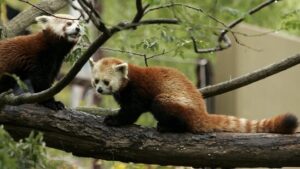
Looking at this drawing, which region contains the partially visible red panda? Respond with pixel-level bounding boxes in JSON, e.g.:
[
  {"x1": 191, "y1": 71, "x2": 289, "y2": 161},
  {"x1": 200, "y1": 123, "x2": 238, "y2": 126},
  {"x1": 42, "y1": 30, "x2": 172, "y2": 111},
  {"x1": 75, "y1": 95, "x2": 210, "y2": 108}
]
[
  {"x1": 0, "y1": 14, "x2": 81, "y2": 110},
  {"x1": 89, "y1": 57, "x2": 299, "y2": 134}
]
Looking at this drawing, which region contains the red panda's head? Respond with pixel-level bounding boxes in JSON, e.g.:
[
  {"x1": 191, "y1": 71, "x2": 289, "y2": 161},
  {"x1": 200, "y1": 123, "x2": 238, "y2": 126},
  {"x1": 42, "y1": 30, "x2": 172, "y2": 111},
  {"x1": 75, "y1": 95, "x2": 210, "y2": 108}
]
[
  {"x1": 90, "y1": 58, "x2": 129, "y2": 95},
  {"x1": 35, "y1": 14, "x2": 81, "y2": 43}
]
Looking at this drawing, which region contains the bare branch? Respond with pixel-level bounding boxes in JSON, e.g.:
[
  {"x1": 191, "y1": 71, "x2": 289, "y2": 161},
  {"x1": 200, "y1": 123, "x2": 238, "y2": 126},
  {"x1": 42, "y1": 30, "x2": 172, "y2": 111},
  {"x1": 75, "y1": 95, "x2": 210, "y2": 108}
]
[
  {"x1": 191, "y1": 34, "x2": 231, "y2": 53},
  {"x1": 77, "y1": 0, "x2": 109, "y2": 34},
  {"x1": 121, "y1": 18, "x2": 179, "y2": 31},
  {"x1": 2, "y1": 104, "x2": 300, "y2": 168},
  {"x1": 131, "y1": 0, "x2": 149, "y2": 29},
  {"x1": 200, "y1": 53, "x2": 300, "y2": 98}
]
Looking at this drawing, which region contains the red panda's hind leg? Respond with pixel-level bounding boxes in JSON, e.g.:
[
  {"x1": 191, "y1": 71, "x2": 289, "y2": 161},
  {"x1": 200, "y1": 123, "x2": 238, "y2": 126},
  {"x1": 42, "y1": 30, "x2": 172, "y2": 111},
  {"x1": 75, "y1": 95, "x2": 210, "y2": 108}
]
[
  {"x1": 151, "y1": 94, "x2": 191, "y2": 133},
  {"x1": 29, "y1": 70, "x2": 65, "y2": 110}
]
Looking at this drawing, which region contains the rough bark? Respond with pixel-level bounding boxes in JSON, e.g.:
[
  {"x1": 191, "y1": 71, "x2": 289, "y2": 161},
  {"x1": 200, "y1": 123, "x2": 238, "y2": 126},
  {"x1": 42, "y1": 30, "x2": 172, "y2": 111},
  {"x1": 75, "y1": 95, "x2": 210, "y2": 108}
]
[
  {"x1": 1, "y1": 104, "x2": 300, "y2": 168},
  {"x1": 3, "y1": 0, "x2": 68, "y2": 37}
]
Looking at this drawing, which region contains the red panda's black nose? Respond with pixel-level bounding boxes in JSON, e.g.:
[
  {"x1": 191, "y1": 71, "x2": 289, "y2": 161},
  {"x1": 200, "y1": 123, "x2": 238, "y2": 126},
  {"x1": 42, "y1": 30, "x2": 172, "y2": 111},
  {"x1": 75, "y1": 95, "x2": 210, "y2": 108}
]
[
  {"x1": 76, "y1": 27, "x2": 80, "y2": 32},
  {"x1": 97, "y1": 88, "x2": 103, "y2": 93}
]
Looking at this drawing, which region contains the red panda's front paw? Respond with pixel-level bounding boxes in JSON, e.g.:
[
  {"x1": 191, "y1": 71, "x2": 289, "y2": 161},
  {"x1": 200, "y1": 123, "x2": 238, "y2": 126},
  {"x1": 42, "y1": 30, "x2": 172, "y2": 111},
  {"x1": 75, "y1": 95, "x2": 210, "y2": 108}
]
[
  {"x1": 40, "y1": 101, "x2": 65, "y2": 111},
  {"x1": 104, "y1": 115, "x2": 122, "y2": 126}
]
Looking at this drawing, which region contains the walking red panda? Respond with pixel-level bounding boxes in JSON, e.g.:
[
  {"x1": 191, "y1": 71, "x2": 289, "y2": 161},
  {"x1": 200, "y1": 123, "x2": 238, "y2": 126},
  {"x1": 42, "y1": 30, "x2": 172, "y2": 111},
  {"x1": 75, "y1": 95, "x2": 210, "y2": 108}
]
[
  {"x1": 90, "y1": 57, "x2": 298, "y2": 134},
  {"x1": 0, "y1": 14, "x2": 81, "y2": 110}
]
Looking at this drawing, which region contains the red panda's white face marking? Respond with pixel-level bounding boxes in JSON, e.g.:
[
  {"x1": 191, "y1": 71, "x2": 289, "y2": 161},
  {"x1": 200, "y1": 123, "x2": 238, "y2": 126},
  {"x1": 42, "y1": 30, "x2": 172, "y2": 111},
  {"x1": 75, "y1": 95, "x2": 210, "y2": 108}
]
[
  {"x1": 90, "y1": 58, "x2": 129, "y2": 95},
  {"x1": 35, "y1": 14, "x2": 81, "y2": 42}
]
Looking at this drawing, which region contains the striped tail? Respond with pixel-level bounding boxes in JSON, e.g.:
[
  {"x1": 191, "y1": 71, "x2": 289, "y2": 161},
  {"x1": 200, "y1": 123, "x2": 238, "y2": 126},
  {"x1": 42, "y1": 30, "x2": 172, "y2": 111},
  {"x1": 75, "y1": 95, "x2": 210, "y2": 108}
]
[{"x1": 207, "y1": 113, "x2": 298, "y2": 134}]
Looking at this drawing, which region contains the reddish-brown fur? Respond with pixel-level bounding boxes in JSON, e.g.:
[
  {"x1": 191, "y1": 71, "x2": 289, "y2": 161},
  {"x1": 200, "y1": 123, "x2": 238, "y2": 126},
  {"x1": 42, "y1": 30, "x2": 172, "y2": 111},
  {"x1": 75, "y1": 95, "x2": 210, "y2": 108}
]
[
  {"x1": 98, "y1": 58, "x2": 298, "y2": 134},
  {"x1": 0, "y1": 28, "x2": 76, "y2": 110}
]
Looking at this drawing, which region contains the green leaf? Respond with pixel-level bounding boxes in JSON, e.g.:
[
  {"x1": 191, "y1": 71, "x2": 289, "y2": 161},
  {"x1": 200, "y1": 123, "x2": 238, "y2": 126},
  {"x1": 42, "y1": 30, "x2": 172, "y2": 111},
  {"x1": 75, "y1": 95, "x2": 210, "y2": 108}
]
[{"x1": 221, "y1": 6, "x2": 244, "y2": 17}]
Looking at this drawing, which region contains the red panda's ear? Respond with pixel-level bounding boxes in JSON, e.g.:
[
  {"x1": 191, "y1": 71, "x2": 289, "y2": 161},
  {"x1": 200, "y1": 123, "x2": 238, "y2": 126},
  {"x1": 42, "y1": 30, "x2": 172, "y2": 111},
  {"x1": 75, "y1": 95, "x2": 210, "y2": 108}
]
[
  {"x1": 114, "y1": 63, "x2": 128, "y2": 79},
  {"x1": 89, "y1": 58, "x2": 95, "y2": 68},
  {"x1": 35, "y1": 15, "x2": 51, "y2": 24},
  {"x1": 36, "y1": 15, "x2": 52, "y2": 29}
]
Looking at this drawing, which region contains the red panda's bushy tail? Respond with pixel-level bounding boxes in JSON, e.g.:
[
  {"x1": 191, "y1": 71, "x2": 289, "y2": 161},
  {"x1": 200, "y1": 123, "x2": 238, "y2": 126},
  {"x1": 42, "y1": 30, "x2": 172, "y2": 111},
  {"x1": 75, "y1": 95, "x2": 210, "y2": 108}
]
[{"x1": 206, "y1": 113, "x2": 298, "y2": 134}]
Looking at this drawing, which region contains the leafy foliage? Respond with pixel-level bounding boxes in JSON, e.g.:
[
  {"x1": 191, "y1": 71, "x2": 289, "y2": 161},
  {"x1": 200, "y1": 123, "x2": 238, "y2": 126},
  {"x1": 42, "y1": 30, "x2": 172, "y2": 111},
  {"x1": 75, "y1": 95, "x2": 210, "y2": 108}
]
[
  {"x1": 99, "y1": 0, "x2": 300, "y2": 65},
  {"x1": 280, "y1": 9, "x2": 300, "y2": 32},
  {"x1": 0, "y1": 126, "x2": 68, "y2": 169},
  {"x1": 0, "y1": 126, "x2": 47, "y2": 169},
  {"x1": 65, "y1": 22, "x2": 91, "y2": 63}
]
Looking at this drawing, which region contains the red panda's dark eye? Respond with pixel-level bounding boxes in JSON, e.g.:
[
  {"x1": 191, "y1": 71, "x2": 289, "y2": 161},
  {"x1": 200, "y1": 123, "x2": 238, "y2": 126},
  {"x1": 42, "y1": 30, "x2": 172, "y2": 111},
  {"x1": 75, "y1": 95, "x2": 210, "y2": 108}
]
[
  {"x1": 94, "y1": 79, "x2": 99, "y2": 84},
  {"x1": 67, "y1": 22, "x2": 72, "y2": 26},
  {"x1": 103, "y1": 80, "x2": 110, "y2": 86}
]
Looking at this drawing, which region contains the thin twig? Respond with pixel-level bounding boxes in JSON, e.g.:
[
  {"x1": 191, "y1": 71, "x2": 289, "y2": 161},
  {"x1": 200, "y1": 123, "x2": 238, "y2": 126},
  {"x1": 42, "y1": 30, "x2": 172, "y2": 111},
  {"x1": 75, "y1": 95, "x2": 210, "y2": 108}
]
[
  {"x1": 147, "y1": 3, "x2": 227, "y2": 29},
  {"x1": 147, "y1": 0, "x2": 277, "y2": 54},
  {"x1": 111, "y1": 18, "x2": 179, "y2": 32},
  {"x1": 101, "y1": 47, "x2": 146, "y2": 57},
  {"x1": 80, "y1": 0, "x2": 100, "y2": 18},
  {"x1": 191, "y1": 34, "x2": 231, "y2": 53},
  {"x1": 198, "y1": 0, "x2": 276, "y2": 53},
  {"x1": 219, "y1": 0, "x2": 278, "y2": 40},
  {"x1": 145, "y1": 2, "x2": 233, "y2": 53},
  {"x1": 233, "y1": 29, "x2": 279, "y2": 37},
  {"x1": 77, "y1": 0, "x2": 109, "y2": 34}
]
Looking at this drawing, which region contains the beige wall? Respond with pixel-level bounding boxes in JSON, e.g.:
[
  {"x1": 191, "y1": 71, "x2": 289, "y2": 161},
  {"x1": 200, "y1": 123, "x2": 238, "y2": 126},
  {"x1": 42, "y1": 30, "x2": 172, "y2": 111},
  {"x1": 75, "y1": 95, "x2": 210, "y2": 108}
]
[{"x1": 215, "y1": 24, "x2": 300, "y2": 120}]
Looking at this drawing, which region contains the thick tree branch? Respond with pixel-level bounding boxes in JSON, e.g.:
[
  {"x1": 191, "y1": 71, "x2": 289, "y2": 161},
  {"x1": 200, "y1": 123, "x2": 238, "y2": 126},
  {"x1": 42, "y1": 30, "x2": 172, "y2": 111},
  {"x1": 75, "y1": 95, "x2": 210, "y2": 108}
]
[
  {"x1": 200, "y1": 53, "x2": 300, "y2": 98},
  {"x1": 3, "y1": 0, "x2": 68, "y2": 37},
  {"x1": 1, "y1": 104, "x2": 300, "y2": 168}
]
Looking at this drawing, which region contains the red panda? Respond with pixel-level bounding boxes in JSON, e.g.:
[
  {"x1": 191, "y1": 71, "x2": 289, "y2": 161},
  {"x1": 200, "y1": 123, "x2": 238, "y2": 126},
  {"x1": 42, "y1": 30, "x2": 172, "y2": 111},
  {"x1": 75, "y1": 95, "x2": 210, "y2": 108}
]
[
  {"x1": 0, "y1": 14, "x2": 81, "y2": 110},
  {"x1": 90, "y1": 57, "x2": 298, "y2": 134}
]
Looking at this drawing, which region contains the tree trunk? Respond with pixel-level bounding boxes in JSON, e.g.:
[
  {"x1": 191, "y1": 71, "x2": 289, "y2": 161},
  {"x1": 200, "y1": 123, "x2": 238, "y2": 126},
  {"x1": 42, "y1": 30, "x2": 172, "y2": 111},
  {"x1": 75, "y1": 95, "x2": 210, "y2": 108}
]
[{"x1": 1, "y1": 104, "x2": 300, "y2": 168}]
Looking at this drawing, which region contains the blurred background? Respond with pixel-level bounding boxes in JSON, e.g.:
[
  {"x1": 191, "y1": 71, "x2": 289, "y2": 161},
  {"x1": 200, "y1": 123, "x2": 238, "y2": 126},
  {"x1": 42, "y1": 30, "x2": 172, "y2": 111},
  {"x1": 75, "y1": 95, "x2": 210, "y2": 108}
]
[{"x1": 1, "y1": 0, "x2": 300, "y2": 168}]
